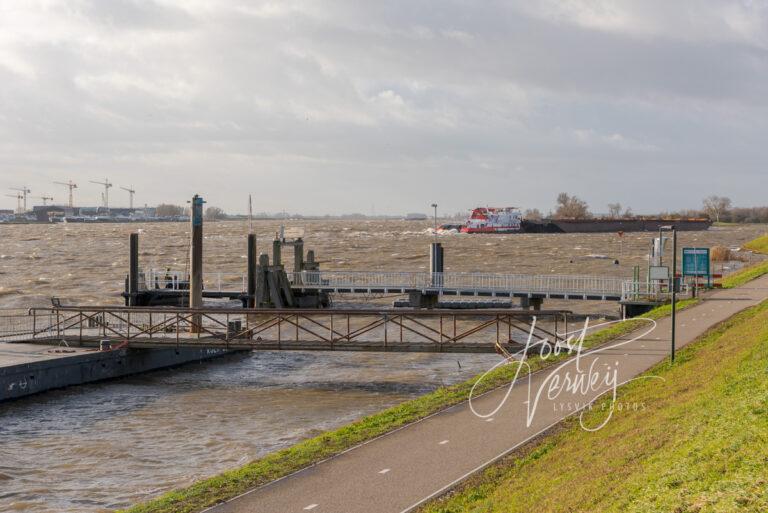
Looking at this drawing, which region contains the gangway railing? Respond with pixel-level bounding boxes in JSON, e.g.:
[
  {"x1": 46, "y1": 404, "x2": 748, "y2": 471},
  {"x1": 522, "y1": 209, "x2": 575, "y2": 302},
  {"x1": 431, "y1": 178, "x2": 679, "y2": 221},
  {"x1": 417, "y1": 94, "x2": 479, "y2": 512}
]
[
  {"x1": 140, "y1": 269, "x2": 247, "y2": 293},
  {"x1": 290, "y1": 271, "x2": 628, "y2": 299},
  {"x1": 4, "y1": 306, "x2": 570, "y2": 354},
  {"x1": 137, "y1": 268, "x2": 690, "y2": 303},
  {"x1": 620, "y1": 281, "x2": 689, "y2": 302}
]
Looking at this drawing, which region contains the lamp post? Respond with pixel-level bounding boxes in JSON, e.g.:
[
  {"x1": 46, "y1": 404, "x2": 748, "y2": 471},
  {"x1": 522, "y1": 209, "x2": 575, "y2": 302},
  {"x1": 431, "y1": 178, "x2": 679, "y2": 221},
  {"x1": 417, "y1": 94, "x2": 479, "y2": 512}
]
[
  {"x1": 660, "y1": 225, "x2": 677, "y2": 363},
  {"x1": 431, "y1": 203, "x2": 438, "y2": 236}
]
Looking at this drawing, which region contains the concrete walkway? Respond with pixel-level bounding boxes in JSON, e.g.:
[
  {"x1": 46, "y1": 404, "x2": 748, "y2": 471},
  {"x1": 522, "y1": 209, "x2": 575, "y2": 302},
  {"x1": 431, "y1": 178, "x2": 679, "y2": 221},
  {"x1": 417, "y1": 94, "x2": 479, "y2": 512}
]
[{"x1": 207, "y1": 276, "x2": 768, "y2": 513}]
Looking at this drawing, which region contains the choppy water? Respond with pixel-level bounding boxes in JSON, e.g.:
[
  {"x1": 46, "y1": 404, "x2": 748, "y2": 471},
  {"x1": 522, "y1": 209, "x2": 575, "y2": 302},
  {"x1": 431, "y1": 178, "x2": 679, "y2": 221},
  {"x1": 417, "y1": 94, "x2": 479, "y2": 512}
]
[
  {"x1": 1, "y1": 219, "x2": 765, "y2": 313},
  {"x1": 0, "y1": 220, "x2": 766, "y2": 512},
  {"x1": 0, "y1": 350, "x2": 500, "y2": 512}
]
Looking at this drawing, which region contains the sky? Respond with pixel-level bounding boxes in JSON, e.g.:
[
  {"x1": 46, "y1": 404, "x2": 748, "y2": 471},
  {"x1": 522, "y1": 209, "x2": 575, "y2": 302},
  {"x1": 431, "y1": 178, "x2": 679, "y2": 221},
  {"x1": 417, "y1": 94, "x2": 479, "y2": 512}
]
[{"x1": 0, "y1": 0, "x2": 767, "y2": 215}]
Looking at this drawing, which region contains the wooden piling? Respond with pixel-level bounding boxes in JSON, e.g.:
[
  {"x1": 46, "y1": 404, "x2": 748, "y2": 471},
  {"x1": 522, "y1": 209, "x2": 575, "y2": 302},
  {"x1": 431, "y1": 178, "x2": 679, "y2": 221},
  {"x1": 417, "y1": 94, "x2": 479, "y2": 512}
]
[
  {"x1": 294, "y1": 238, "x2": 304, "y2": 272},
  {"x1": 190, "y1": 195, "x2": 204, "y2": 332},
  {"x1": 128, "y1": 232, "x2": 139, "y2": 307},
  {"x1": 247, "y1": 233, "x2": 257, "y2": 308},
  {"x1": 272, "y1": 238, "x2": 281, "y2": 267}
]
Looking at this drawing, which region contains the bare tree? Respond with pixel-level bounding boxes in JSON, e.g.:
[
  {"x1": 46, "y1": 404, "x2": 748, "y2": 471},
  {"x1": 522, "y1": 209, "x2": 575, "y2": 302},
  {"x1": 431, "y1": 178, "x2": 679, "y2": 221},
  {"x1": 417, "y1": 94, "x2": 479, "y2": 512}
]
[
  {"x1": 524, "y1": 208, "x2": 543, "y2": 221},
  {"x1": 205, "y1": 206, "x2": 226, "y2": 221},
  {"x1": 702, "y1": 196, "x2": 732, "y2": 222},
  {"x1": 555, "y1": 193, "x2": 591, "y2": 219},
  {"x1": 607, "y1": 203, "x2": 622, "y2": 218},
  {"x1": 623, "y1": 206, "x2": 633, "y2": 218},
  {"x1": 155, "y1": 204, "x2": 185, "y2": 217}
]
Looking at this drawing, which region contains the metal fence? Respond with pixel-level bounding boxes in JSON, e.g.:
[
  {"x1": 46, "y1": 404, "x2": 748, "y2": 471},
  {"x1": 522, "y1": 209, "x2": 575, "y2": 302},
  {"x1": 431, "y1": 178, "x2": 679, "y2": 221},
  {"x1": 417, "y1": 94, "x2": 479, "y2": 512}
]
[
  {"x1": 0, "y1": 310, "x2": 56, "y2": 340},
  {"x1": 1, "y1": 306, "x2": 569, "y2": 353},
  {"x1": 620, "y1": 280, "x2": 689, "y2": 302},
  {"x1": 138, "y1": 268, "x2": 691, "y2": 302},
  {"x1": 290, "y1": 271, "x2": 628, "y2": 295},
  {"x1": 140, "y1": 269, "x2": 247, "y2": 292}
]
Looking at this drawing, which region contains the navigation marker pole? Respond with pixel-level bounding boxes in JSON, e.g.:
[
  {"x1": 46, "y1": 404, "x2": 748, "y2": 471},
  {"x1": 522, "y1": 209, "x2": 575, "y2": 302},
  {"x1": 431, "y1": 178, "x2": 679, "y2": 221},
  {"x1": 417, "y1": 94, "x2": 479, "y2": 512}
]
[{"x1": 431, "y1": 203, "x2": 438, "y2": 241}]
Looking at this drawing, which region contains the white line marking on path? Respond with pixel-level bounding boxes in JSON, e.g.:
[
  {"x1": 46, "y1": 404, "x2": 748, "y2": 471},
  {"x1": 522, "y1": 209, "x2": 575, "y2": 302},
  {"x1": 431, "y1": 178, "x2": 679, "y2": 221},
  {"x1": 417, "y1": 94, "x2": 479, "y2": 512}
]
[
  {"x1": 485, "y1": 418, "x2": 494, "y2": 422},
  {"x1": 304, "y1": 504, "x2": 318, "y2": 510},
  {"x1": 379, "y1": 468, "x2": 391, "y2": 474},
  {"x1": 439, "y1": 439, "x2": 449, "y2": 445}
]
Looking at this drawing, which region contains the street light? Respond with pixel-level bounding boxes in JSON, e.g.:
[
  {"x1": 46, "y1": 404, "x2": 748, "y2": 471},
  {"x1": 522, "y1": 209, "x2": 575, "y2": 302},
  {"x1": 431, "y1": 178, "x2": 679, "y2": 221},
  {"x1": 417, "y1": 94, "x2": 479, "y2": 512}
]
[
  {"x1": 660, "y1": 225, "x2": 677, "y2": 362},
  {"x1": 431, "y1": 203, "x2": 438, "y2": 235}
]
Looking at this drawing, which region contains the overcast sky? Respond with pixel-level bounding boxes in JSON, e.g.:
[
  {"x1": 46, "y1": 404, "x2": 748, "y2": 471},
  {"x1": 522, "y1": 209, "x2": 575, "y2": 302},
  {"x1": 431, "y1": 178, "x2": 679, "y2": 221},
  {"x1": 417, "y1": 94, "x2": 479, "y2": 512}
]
[{"x1": 1, "y1": 1, "x2": 766, "y2": 215}]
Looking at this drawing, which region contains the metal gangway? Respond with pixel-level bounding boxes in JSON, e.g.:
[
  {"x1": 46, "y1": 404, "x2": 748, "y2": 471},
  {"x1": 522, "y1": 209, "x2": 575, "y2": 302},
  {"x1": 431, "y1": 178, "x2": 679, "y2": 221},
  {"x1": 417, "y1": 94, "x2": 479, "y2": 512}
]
[
  {"x1": 4, "y1": 306, "x2": 571, "y2": 354},
  {"x1": 291, "y1": 271, "x2": 628, "y2": 301},
  {"x1": 142, "y1": 269, "x2": 639, "y2": 301}
]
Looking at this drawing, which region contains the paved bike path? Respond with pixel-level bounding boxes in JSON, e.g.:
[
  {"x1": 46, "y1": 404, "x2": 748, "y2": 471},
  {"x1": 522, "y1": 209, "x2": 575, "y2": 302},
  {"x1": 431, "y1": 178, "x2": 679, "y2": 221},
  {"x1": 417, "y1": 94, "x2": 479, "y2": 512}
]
[{"x1": 208, "y1": 276, "x2": 768, "y2": 513}]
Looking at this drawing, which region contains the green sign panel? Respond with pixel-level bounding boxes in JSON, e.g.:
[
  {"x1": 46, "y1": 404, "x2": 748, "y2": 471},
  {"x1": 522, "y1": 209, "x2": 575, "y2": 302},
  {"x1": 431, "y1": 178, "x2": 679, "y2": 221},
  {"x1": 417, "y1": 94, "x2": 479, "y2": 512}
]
[{"x1": 682, "y1": 247, "x2": 710, "y2": 277}]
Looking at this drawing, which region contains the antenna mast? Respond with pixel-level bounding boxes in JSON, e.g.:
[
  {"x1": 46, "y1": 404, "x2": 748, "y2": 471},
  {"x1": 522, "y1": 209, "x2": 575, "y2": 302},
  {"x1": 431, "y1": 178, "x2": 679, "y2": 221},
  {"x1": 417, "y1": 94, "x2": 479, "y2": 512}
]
[{"x1": 248, "y1": 194, "x2": 253, "y2": 233}]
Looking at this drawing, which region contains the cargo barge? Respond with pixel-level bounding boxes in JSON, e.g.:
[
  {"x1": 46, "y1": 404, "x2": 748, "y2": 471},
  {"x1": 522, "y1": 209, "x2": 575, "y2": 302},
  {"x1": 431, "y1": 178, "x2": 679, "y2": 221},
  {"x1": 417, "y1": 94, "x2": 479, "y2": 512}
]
[{"x1": 444, "y1": 207, "x2": 711, "y2": 234}]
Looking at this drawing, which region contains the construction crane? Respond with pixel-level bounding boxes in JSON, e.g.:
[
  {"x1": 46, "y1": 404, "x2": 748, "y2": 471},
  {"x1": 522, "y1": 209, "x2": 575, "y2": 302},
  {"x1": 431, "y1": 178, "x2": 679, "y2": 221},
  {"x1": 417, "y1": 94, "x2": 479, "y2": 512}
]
[
  {"x1": 120, "y1": 186, "x2": 136, "y2": 209},
  {"x1": 36, "y1": 195, "x2": 54, "y2": 206},
  {"x1": 5, "y1": 193, "x2": 23, "y2": 214},
  {"x1": 9, "y1": 186, "x2": 31, "y2": 212},
  {"x1": 54, "y1": 181, "x2": 78, "y2": 208},
  {"x1": 89, "y1": 178, "x2": 112, "y2": 209}
]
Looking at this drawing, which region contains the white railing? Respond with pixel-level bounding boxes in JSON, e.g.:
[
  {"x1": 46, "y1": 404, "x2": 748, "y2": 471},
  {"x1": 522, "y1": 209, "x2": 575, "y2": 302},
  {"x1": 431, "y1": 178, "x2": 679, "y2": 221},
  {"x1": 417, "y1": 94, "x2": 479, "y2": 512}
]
[
  {"x1": 620, "y1": 280, "x2": 689, "y2": 302},
  {"x1": 141, "y1": 269, "x2": 665, "y2": 299},
  {"x1": 140, "y1": 270, "x2": 247, "y2": 293},
  {"x1": 290, "y1": 271, "x2": 627, "y2": 296}
]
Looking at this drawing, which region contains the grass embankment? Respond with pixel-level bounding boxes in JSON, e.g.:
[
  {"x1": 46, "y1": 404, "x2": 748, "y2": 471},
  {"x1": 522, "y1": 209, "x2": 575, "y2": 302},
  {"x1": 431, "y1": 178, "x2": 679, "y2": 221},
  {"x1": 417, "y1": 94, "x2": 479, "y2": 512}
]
[
  {"x1": 722, "y1": 234, "x2": 768, "y2": 288},
  {"x1": 420, "y1": 301, "x2": 768, "y2": 513},
  {"x1": 744, "y1": 234, "x2": 768, "y2": 254},
  {"x1": 122, "y1": 301, "x2": 697, "y2": 513}
]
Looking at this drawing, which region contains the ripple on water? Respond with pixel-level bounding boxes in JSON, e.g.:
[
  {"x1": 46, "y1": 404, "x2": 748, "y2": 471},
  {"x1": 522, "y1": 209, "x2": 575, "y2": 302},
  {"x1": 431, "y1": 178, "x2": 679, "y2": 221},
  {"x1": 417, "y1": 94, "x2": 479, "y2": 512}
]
[{"x1": 0, "y1": 350, "x2": 500, "y2": 513}]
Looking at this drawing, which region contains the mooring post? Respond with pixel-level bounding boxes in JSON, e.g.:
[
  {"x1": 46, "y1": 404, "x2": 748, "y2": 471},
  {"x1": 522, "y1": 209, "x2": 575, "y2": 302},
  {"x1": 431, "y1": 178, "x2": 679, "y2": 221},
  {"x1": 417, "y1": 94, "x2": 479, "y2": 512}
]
[
  {"x1": 255, "y1": 253, "x2": 269, "y2": 307},
  {"x1": 128, "y1": 232, "x2": 139, "y2": 307},
  {"x1": 272, "y1": 237, "x2": 282, "y2": 267},
  {"x1": 429, "y1": 242, "x2": 444, "y2": 288},
  {"x1": 294, "y1": 237, "x2": 304, "y2": 271},
  {"x1": 247, "y1": 233, "x2": 257, "y2": 308},
  {"x1": 190, "y1": 194, "x2": 204, "y2": 332},
  {"x1": 306, "y1": 249, "x2": 316, "y2": 268}
]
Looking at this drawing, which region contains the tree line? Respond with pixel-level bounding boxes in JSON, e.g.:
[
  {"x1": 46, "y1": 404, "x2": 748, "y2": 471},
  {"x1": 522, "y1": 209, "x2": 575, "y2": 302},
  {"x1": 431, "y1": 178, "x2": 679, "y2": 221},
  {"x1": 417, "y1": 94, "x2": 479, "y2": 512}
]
[
  {"x1": 155, "y1": 203, "x2": 227, "y2": 220},
  {"x1": 523, "y1": 193, "x2": 768, "y2": 223}
]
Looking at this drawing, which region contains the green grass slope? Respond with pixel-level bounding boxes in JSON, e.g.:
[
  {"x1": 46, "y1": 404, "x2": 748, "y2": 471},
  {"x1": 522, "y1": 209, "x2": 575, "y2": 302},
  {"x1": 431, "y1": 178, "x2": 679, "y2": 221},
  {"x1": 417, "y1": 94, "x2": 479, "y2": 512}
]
[
  {"x1": 420, "y1": 302, "x2": 768, "y2": 513},
  {"x1": 722, "y1": 234, "x2": 768, "y2": 288}
]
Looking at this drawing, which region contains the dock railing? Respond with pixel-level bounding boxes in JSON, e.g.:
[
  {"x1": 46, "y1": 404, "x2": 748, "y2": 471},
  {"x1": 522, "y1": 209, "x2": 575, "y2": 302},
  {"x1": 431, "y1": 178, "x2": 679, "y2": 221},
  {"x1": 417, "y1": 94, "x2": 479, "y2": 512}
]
[
  {"x1": 1, "y1": 306, "x2": 570, "y2": 353},
  {"x1": 140, "y1": 269, "x2": 247, "y2": 293},
  {"x1": 290, "y1": 271, "x2": 628, "y2": 296},
  {"x1": 620, "y1": 280, "x2": 689, "y2": 302},
  {"x1": 138, "y1": 268, "x2": 685, "y2": 302},
  {"x1": 0, "y1": 310, "x2": 56, "y2": 341}
]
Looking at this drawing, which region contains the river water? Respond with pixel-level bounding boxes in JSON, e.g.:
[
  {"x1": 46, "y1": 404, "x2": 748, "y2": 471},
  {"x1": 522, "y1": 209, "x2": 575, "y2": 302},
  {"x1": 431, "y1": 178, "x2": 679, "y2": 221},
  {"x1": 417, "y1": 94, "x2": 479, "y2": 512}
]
[{"x1": 0, "y1": 220, "x2": 766, "y2": 512}]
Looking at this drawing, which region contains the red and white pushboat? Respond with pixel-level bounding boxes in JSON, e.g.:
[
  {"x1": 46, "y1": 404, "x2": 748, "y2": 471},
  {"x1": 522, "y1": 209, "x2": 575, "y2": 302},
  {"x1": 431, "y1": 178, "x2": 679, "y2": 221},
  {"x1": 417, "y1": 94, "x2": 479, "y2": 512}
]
[{"x1": 460, "y1": 207, "x2": 522, "y2": 233}]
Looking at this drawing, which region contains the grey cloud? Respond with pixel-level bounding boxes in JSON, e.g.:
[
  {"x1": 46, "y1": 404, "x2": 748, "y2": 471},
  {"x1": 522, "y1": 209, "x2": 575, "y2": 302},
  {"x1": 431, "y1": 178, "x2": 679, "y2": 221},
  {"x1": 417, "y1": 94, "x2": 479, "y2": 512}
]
[{"x1": 0, "y1": 0, "x2": 766, "y2": 214}]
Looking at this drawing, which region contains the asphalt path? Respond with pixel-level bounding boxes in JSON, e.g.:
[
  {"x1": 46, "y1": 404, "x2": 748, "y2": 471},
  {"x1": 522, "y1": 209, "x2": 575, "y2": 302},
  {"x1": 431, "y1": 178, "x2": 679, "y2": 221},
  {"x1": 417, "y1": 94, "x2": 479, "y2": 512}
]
[{"x1": 207, "y1": 276, "x2": 768, "y2": 513}]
